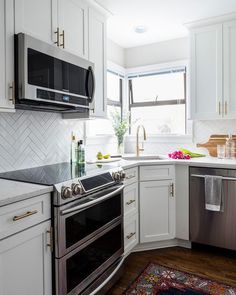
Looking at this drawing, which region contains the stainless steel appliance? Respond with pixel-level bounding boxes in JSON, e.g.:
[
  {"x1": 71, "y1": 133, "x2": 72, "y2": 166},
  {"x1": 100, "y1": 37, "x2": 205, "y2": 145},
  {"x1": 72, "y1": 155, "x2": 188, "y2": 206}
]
[
  {"x1": 15, "y1": 33, "x2": 95, "y2": 116},
  {"x1": 190, "y1": 166, "x2": 236, "y2": 250},
  {"x1": 0, "y1": 163, "x2": 126, "y2": 295}
]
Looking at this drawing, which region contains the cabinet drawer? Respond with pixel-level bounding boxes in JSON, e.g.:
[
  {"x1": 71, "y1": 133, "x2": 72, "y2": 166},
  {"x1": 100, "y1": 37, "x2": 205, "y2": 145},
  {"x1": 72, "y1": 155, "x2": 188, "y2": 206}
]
[
  {"x1": 124, "y1": 167, "x2": 138, "y2": 186},
  {"x1": 140, "y1": 165, "x2": 174, "y2": 181},
  {"x1": 0, "y1": 193, "x2": 51, "y2": 240},
  {"x1": 124, "y1": 214, "x2": 139, "y2": 255},
  {"x1": 123, "y1": 182, "x2": 138, "y2": 218}
]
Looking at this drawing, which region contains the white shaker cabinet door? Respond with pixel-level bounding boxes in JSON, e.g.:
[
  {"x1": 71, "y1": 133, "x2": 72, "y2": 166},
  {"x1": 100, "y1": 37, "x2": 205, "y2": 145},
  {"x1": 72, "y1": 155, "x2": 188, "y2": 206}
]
[
  {"x1": 15, "y1": 0, "x2": 58, "y2": 45},
  {"x1": 58, "y1": 0, "x2": 88, "y2": 58},
  {"x1": 190, "y1": 24, "x2": 223, "y2": 120},
  {"x1": 223, "y1": 20, "x2": 236, "y2": 119},
  {"x1": 0, "y1": 0, "x2": 15, "y2": 111},
  {"x1": 0, "y1": 221, "x2": 52, "y2": 295},
  {"x1": 140, "y1": 180, "x2": 175, "y2": 243},
  {"x1": 88, "y1": 8, "x2": 107, "y2": 118}
]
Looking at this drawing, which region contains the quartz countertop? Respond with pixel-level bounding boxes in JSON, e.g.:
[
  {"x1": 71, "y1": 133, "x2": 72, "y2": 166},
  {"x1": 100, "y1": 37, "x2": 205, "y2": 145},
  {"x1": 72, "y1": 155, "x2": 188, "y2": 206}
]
[
  {"x1": 0, "y1": 179, "x2": 53, "y2": 207},
  {"x1": 1, "y1": 156, "x2": 236, "y2": 207}
]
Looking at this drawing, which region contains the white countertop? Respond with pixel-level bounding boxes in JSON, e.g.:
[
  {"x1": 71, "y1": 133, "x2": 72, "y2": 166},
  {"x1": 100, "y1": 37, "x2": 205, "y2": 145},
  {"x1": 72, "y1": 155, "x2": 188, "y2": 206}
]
[
  {"x1": 1, "y1": 156, "x2": 236, "y2": 207},
  {"x1": 0, "y1": 179, "x2": 53, "y2": 207},
  {"x1": 118, "y1": 156, "x2": 236, "y2": 170}
]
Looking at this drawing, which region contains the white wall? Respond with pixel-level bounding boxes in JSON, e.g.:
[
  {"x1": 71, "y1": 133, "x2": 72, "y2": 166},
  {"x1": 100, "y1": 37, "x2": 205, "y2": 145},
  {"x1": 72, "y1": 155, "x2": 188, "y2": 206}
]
[
  {"x1": 107, "y1": 39, "x2": 125, "y2": 67},
  {"x1": 125, "y1": 37, "x2": 188, "y2": 68}
]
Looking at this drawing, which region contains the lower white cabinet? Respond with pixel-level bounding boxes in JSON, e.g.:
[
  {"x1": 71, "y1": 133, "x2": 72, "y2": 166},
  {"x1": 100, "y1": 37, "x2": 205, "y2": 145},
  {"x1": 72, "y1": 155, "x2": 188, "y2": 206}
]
[
  {"x1": 0, "y1": 220, "x2": 52, "y2": 295},
  {"x1": 124, "y1": 214, "x2": 139, "y2": 255},
  {"x1": 140, "y1": 180, "x2": 175, "y2": 243}
]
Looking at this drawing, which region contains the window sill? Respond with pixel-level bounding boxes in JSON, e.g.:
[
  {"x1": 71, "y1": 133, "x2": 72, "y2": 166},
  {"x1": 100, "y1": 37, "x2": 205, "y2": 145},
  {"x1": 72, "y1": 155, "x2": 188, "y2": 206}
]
[{"x1": 125, "y1": 134, "x2": 193, "y2": 144}]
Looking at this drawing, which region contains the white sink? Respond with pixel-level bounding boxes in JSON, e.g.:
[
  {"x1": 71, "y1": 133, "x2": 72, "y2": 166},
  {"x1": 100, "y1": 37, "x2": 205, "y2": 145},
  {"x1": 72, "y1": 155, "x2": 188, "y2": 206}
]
[{"x1": 122, "y1": 154, "x2": 167, "y2": 161}]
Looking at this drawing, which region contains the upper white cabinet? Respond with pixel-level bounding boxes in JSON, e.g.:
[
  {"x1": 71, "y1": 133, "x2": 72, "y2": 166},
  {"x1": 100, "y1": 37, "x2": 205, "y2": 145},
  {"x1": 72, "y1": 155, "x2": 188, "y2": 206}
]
[
  {"x1": 88, "y1": 7, "x2": 107, "y2": 118},
  {"x1": 15, "y1": 0, "x2": 58, "y2": 45},
  {"x1": 58, "y1": 0, "x2": 88, "y2": 58},
  {"x1": 0, "y1": 0, "x2": 15, "y2": 112},
  {"x1": 223, "y1": 20, "x2": 236, "y2": 119},
  {"x1": 188, "y1": 14, "x2": 236, "y2": 120}
]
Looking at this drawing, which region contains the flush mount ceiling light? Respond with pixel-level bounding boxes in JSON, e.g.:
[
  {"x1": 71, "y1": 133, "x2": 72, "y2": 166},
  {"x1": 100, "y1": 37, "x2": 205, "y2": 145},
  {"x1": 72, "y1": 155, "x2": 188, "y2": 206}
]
[{"x1": 134, "y1": 25, "x2": 148, "y2": 34}]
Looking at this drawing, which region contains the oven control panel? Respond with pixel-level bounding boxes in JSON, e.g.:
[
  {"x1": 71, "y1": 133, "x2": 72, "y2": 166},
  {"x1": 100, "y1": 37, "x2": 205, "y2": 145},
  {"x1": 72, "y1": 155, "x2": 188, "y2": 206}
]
[{"x1": 56, "y1": 168, "x2": 125, "y2": 205}]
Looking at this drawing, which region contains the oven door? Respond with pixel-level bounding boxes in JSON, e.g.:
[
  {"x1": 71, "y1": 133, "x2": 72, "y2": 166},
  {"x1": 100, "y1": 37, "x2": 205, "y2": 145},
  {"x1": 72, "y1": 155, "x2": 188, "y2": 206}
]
[
  {"x1": 55, "y1": 184, "x2": 124, "y2": 258},
  {"x1": 55, "y1": 220, "x2": 124, "y2": 295}
]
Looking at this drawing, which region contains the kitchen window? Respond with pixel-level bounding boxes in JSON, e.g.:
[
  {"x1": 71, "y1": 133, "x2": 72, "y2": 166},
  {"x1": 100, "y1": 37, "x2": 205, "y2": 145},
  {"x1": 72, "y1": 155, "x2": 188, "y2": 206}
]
[
  {"x1": 128, "y1": 67, "x2": 186, "y2": 135},
  {"x1": 107, "y1": 69, "x2": 123, "y2": 119}
]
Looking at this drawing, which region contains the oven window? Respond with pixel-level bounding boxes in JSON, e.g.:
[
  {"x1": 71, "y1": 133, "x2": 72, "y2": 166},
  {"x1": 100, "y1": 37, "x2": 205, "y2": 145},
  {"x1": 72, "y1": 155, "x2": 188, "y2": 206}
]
[
  {"x1": 66, "y1": 223, "x2": 122, "y2": 293},
  {"x1": 27, "y1": 48, "x2": 88, "y2": 96},
  {"x1": 65, "y1": 194, "x2": 121, "y2": 248}
]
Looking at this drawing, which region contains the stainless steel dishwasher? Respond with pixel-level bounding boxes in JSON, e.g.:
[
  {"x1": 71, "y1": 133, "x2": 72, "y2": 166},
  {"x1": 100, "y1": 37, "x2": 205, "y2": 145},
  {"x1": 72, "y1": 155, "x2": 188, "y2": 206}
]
[{"x1": 190, "y1": 166, "x2": 236, "y2": 250}]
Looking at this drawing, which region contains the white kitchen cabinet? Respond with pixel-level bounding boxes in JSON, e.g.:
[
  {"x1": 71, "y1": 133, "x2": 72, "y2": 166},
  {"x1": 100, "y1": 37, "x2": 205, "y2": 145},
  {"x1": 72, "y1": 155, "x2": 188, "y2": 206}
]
[
  {"x1": 175, "y1": 165, "x2": 189, "y2": 240},
  {"x1": 124, "y1": 214, "x2": 139, "y2": 255},
  {"x1": 58, "y1": 0, "x2": 88, "y2": 58},
  {"x1": 0, "y1": 220, "x2": 52, "y2": 295},
  {"x1": 188, "y1": 14, "x2": 236, "y2": 120},
  {"x1": 88, "y1": 7, "x2": 107, "y2": 118},
  {"x1": 140, "y1": 180, "x2": 175, "y2": 243},
  {"x1": 223, "y1": 20, "x2": 236, "y2": 119},
  {"x1": 14, "y1": 0, "x2": 58, "y2": 45},
  {"x1": 123, "y1": 182, "x2": 138, "y2": 218},
  {"x1": 0, "y1": 0, "x2": 15, "y2": 112},
  {"x1": 190, "y1": 24, "x2": 223, "y2": 120}
]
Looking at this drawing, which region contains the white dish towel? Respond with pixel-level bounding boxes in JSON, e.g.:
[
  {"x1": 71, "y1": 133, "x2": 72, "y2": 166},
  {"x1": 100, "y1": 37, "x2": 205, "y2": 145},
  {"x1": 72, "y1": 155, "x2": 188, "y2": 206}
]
[{"x1": 204, "y1": 175, "x2": 223, "y2": 212}]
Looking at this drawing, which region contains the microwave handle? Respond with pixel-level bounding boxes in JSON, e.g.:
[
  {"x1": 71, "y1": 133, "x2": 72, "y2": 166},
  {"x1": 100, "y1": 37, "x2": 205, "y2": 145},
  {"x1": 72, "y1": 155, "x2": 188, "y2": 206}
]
[
  {"x1": 87, "y1": 66, "x2": 95, "y2": 103},
  {"x1": 61, "y1": 184, "x2": 124, "y2": 215}
]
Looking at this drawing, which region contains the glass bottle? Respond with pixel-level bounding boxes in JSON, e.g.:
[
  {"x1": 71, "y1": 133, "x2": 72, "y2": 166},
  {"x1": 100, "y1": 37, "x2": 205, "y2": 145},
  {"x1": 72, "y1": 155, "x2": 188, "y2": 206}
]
[{"x1": 225, "y1": 133, "x2": 235, "y2": 159}]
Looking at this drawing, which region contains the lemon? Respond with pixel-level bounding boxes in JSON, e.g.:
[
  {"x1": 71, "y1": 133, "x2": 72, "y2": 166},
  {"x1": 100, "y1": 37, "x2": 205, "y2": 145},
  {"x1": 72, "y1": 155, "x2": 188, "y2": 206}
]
[
  {"x1": 96, "y1": 152, "x2": 103, "y2": 160},
  {"x1": 103, "y1": 154, "x2": 110, "y2": 159}
]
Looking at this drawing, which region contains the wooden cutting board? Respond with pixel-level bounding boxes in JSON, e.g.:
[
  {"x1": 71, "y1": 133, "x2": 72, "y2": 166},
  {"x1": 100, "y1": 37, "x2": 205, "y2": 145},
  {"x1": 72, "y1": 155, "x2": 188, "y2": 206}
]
[{"x1": 197, "y1": 134, "x2": 236, "y2": 157}]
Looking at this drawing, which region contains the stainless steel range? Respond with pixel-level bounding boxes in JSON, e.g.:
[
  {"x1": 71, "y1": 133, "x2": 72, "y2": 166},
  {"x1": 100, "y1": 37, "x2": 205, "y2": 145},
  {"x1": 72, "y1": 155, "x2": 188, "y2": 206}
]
[{"x1": 0, "y1": 162, "x2": 126, "y2": 295}]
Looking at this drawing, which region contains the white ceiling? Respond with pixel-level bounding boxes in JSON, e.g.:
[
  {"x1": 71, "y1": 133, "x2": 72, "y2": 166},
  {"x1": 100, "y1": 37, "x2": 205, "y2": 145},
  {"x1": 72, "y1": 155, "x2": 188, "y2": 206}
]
[{"x1": 95, "y1": 0, "x2": 236, "y2": 48}]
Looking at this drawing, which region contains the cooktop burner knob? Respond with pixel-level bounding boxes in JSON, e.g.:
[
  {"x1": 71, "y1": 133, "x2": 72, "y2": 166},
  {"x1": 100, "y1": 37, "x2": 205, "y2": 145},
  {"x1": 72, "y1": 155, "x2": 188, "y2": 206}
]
[
  {"x1": 61, "y1": 186, "x2": 72, "y2": 199},
  {"x1": 71, "y1": 183, "x2": 82, "y2": 195},
  {"x1": 112, "y1": 172, "x2": 121, "y2": 182},
  {"x1": 120, "y1": 170, "x2": 126, "y2": 180}
]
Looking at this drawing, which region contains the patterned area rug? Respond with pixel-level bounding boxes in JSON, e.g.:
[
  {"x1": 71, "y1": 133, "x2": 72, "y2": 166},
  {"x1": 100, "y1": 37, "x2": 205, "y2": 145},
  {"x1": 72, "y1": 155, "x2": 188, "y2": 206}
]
[{"x1": 123, "y1": 263, "x2": 236, "y2": 295}]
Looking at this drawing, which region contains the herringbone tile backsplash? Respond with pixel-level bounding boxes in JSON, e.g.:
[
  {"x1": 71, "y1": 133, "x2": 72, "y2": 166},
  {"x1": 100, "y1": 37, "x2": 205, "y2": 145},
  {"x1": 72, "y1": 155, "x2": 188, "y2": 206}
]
[{"x1": 0, "y1": 110, "x2": 84, "y2": 172}]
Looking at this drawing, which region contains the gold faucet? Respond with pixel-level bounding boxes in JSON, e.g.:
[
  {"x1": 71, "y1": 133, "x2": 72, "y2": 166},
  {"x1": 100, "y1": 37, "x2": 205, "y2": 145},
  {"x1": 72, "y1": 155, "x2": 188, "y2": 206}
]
[{"x1": 136, "y1": 125, "x2": 147, "y2": 156}]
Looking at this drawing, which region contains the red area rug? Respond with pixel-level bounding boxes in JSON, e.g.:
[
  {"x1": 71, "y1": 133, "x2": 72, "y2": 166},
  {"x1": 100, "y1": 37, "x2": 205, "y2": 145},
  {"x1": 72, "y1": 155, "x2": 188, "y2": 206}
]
[{"x1": 123, "y1": 263, "x2": 236, "y2": 294}]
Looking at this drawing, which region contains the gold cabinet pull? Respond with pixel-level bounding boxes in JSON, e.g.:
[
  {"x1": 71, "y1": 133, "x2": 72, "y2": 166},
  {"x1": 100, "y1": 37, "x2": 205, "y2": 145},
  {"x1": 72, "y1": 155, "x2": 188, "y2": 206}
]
[
  {"x1": 126, "y1": 232, "x2": 135, "y2": 239},
  {"x1": 170, "y1": 183, "x2": 174, "y2": 197},
  {"x1": 9, "y1": 81, "x2": 15, "y2": 103},
  {"x1": 225, "y1": 101, "x2": 228, "y2": 115},
  {"x1": 126, "y1": 199, "x2": 135, "y2": 205},
  {"x1": 219, "y1": 101, "x2": 221, "y2": 115},
  {"x1": 54, "y1": 27, "x2": 60, "y2": 46},
  {"x1": 46, "y1": 227, "x2": 53, "y2": 252},
  {"x1": 60, "y1": 30, "x2": 65, "y2": 49},
  {"x1": 13, "y1": 210, "x2": 38, "y2": 221}
]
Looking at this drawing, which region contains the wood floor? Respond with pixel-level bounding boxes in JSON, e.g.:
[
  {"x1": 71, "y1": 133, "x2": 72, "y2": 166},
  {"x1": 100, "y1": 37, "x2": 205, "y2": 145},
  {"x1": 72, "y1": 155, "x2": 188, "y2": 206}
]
[{"x1": 108, "y1": 246, "x2": 236, "y2": 294}]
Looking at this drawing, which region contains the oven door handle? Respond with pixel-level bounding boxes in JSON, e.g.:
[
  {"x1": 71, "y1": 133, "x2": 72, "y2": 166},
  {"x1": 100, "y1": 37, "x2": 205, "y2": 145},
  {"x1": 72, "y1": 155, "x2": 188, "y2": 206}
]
[
  {"x1": 61, "y1": 185, "x2": 124, "y2": 215},
  {"x1": 89, "y1": 255, "x2": 125, "y2": 295}
]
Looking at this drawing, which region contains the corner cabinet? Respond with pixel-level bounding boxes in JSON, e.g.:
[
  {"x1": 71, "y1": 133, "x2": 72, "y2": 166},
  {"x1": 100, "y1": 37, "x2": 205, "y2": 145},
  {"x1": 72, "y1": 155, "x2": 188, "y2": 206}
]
[
  {"x1": 0, "y1": 0, "x2": 15, "y2": 112},
  {"x1": 139, "y1": 165, "x2": 175, "y2": 244},
  {"x1": 88, "y1": 8, "x2": 107, "y2": 118},
  {"x1": 188, "y1": 14, "x2": 236, "y2": 120}
]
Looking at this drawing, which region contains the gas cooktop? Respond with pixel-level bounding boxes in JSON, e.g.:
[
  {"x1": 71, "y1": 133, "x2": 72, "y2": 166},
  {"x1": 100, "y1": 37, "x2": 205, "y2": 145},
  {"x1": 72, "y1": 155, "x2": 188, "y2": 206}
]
[{"x1": 0, "y1": 162, "x2": 122, "y2": 186}]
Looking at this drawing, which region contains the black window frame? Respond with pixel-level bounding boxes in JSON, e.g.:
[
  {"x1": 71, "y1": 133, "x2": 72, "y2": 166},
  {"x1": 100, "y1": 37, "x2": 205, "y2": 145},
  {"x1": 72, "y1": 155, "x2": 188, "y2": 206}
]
[
  {"x1": 128, "y1": 67, "x2": 187, "y2": 134},
  {"x1": 107, "y1": 69, "x2": 124, "y2": 117}
]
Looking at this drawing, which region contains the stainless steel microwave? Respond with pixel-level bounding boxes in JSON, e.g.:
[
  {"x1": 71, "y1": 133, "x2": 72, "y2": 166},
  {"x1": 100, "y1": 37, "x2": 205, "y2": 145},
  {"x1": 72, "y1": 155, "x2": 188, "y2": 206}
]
[{"x1": 15, "y1": 33, "x2": 95, "y2": 117}]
